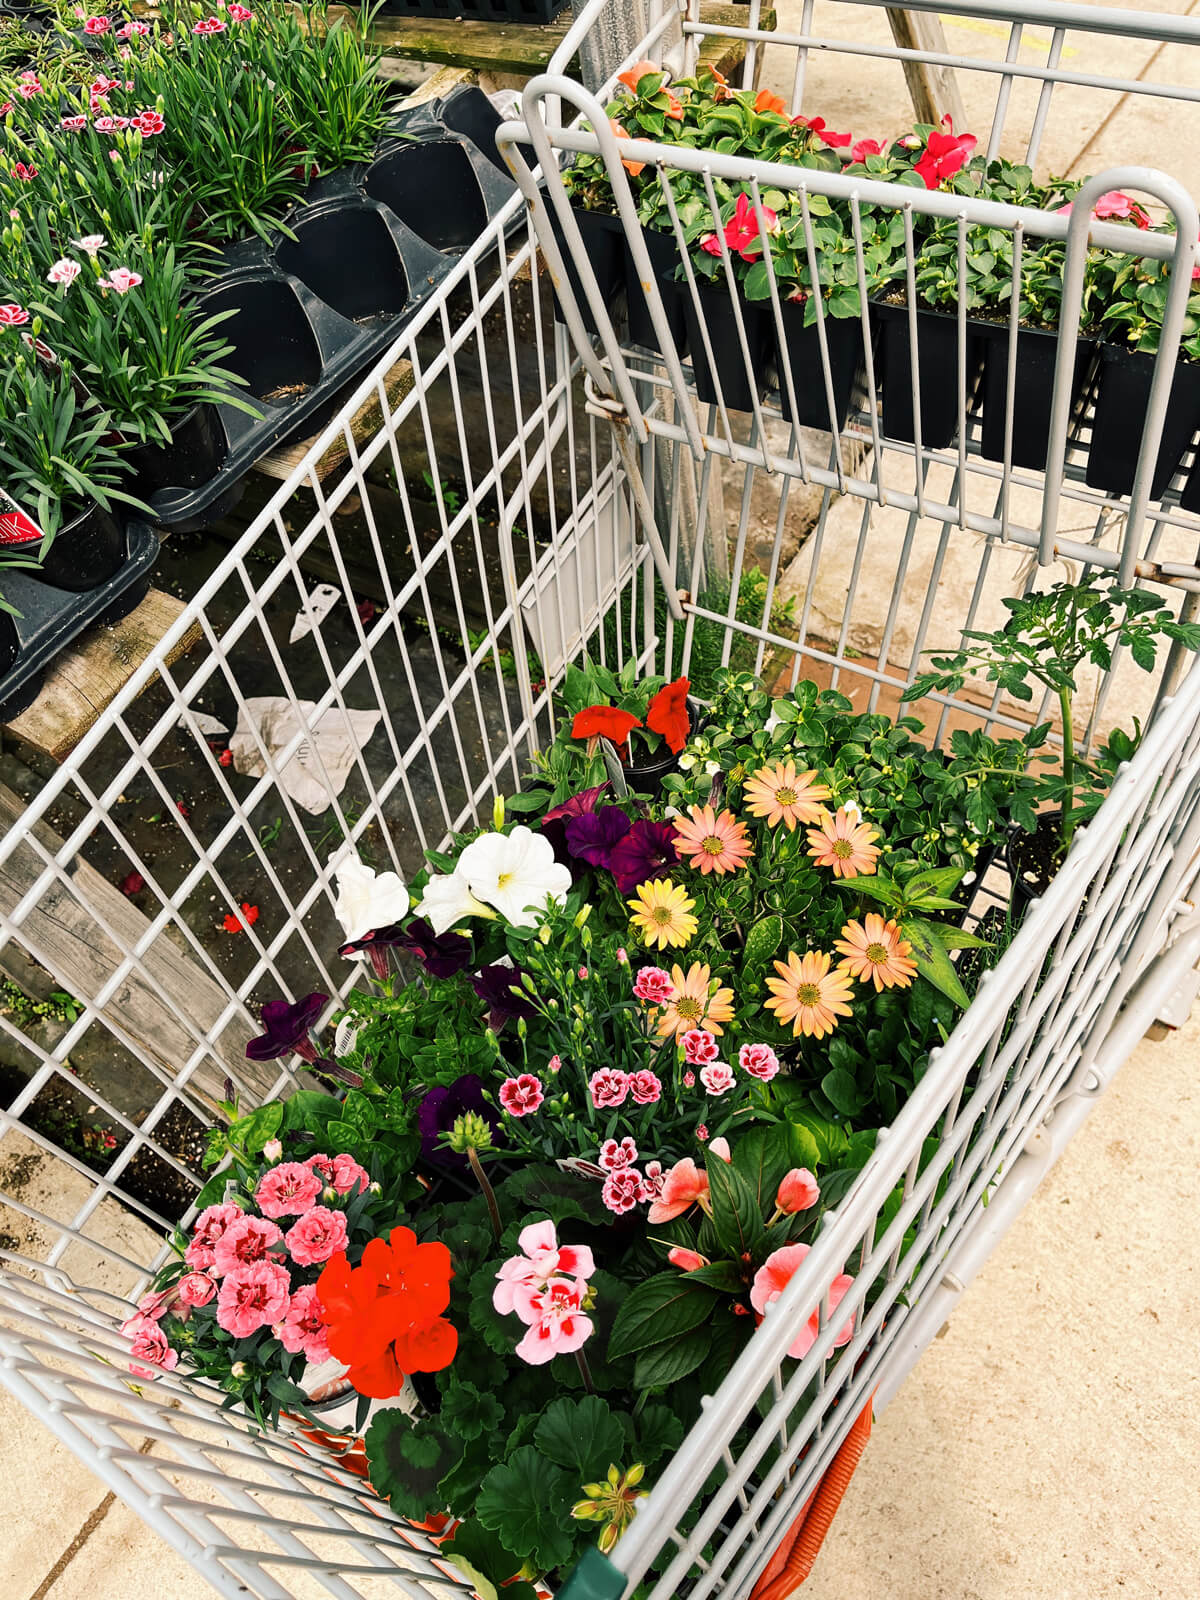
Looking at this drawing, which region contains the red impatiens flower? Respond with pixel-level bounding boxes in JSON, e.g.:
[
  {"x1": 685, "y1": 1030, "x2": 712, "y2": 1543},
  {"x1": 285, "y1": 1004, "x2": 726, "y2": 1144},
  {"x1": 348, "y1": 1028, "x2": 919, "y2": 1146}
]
[
  {"x1": 851, "y1": 137, "x2": 885, "y2": 161},
  {"x1": 701, "y1": 192, "x2": 779, "y2": 263},
  {"x1": 913, "y1": 117, "x2": 977, "y2": 189},
  {"x1": 572, "y1": 704, "x2": 643, "y2": 748},
  {"x1": 645, "y1": 676, "x2": 691, "y2": 754},
  {"x1": 218, "y1": 747, "x2": 233, "y2": 767},
  {"x1": 755, "y1": 89, "x2": 787, "y2": 116},
  {"x1": 316, "y1": 1226, "x2": 457, "y2": 1399},
  {"x1": 222, "y1": 902, "x2": 259, "y2": 933},
  {"x1": 795, "y1": 114, "x2": 852, "y2": 149}
]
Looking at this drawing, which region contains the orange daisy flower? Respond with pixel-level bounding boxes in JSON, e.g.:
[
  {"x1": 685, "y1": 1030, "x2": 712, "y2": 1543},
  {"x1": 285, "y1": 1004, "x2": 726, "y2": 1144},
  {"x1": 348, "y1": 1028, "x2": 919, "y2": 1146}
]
[
  {"x1": 806, "y1": 807, "x2": 881, "y2": 878},
  {"x1": 673, "y1": 804, "x2": 753, "y2": 875},
  {"x1": 835, "y1": 914, "x2": 918, "y2": 992},
  {"x1": 742, "y1": 761, "x2": 831, "y2": 832},
  {"x1": 656, "y1": 962, "x2": 736, "y2": 1040},
  {"x1": 765, "y1": 950, "x2": 855, "y2": 1039}
]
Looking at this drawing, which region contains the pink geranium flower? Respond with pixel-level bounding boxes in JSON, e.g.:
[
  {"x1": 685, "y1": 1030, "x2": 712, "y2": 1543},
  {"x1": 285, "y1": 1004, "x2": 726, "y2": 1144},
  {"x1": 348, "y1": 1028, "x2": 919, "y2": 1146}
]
[
  {"x1": 274, "y1": 1284, "x2": 330, "y2": 1362},
  {"x1": 255, "y1": 1161, "x2": 322, "y2": 1219},
  {"x1": 681, "y1": 1028, "x2": 719, "y2": 1065},
  {"x1": 700, "y1": 1062, "x2": 735, "y2": 1096},
  {"x1": 211, "y1": 1213, "x2": 283, "y2": 1277},
  {"x1": 493, "y1": 1220, "x2": 595, "y2": 1317},
  {"x1": 601, "y1": 1167, "x2": 644, "y2": 1214},
  {"x1": 750, "y1": 1243, "x2": 856, "y2": 1358},
  {"x1": 176, "y1": 1272, "x2": 217, "y2": 1308},
  {"x1": 284, "y1": 1205, "x2": 349, "y2": 1267},
  {"x1": 913, "y1": 117, "x2": 977, "y2": 189},
  {"x1": 125, "y1": 1315, "x2": 179, "y2": 1380},
  {"x1": 739, "y1": 1042, "x2": 780, "y2": 1081},
  {"x1": 589, "y1": 1068, "x2": 629, "y2": 1109},
  {"x1": 633, "y1": 965, "x2": 673, "y2": 1003},
  {"x1": 499, "y1": 1073, "x2": 544, "y2": 1116},
  {"x1": 700, "y1": 192, "x2": 779, "y2": 263},
  {"x1": 184, "y1": 1201, "x2": 243, "y2": 1270},
  {"x1": 216, "y1": 1260, "x2": 291, "y2": 1339},
  {"x1": 329, "y1": 1153, "x2": 369, "y2": 1195},
  {"x1": 599, "y1": 1136, "x2": 638, "y2": 1171},
  {"x1": 98, "y1": 267, "x2": 142, "y2": 294},
  {"x1": 628, "y1": 1069, "x2": 662, "y2": 1105},
  {"x1": 513, "y1": 1277, "x2": 593, "y2": 1365},
  {"x1": 646, "y1": 1157, "x2": 709, "y2": 1223}
]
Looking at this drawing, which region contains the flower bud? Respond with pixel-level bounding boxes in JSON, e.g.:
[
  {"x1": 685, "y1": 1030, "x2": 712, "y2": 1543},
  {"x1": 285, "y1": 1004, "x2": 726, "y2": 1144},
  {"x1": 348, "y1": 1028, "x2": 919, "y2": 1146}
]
[
  {"x1": 776, "y1": 1167, "x2": 820, "y2": 1214},
  {"x1": 230, "y1": 1361, "x2": 248, "y2": 1378},
  {"x1": 323, "y1": 1185, "x2": 338, "y2": 1203},
  {"x1": 492, "y1": 794, "x2": 505, "y2": 830},
  {"x1": 573, "y1": 903, "x2": 592, "y2": 928},
  {"x1": 668, "y1": 1246, "x2": 709, "y2": 1272},
  {"x1": 368, "y1": 1181, "x2": 382, "y2": 1194},
  {"x1": 448, "y1": 1111, "x2": 493, "y2": 1154},
  {"x1": 537, "y1": 924, "x2": 552, "y2": 946},
  {"x1": 262, "y1": 1138, "x2": 282, "y2": 1163}
]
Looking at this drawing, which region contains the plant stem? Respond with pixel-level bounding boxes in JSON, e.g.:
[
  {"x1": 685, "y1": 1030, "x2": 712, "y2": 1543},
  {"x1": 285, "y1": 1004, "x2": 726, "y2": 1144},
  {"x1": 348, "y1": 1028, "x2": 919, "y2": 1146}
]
[
  {"x1": 574, "y1": 1345, "x2": 596, "y2": 1394},
  {"x1": 1058, "y1": 686, "x2": 1076, "y2": 851},
  {"x1": 467, "y1": 1146, "x2": 503, "y2": 1241}
]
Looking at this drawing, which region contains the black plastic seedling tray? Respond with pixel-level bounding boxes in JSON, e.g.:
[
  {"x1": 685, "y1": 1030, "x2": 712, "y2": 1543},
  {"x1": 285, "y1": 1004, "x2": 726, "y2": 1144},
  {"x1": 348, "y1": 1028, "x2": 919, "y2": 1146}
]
[
  {"x1": 0, "y1": 519, "x2": 160, "y2": 721},
  {"x1": 144, "y1": 89, "x2": 515, "y2": 532}
]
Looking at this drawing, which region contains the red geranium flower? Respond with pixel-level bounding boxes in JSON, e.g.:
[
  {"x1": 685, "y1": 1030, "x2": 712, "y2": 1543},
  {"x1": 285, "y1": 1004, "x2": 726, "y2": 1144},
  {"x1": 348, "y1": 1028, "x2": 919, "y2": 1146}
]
[
  {"x1": 572, "y1": 705, "x2": 643, "y2": 747},
  {"x1": 645, "y1": 676, "x2": 691, "y2": 754},
  {"x1": 316, "y1": 1226, "x2": 457, "y2": 1399}
]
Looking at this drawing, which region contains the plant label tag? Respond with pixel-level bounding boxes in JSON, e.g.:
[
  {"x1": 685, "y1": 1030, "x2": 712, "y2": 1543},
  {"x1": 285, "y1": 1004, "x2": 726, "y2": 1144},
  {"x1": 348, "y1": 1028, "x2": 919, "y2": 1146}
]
[{"x1": 0, "y1": 486, "x2": 45, "y2": 547}]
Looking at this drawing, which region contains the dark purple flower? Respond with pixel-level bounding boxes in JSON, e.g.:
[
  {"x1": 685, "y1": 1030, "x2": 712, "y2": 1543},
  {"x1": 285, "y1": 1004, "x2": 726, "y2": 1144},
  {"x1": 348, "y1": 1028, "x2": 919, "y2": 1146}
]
[
  {"x1": 473, "y1": 963, "x2": 537, "y2": 1031},
  {"x1": 246, "y1": 992, "x2": 327, "y2": 1062},
  {"x1": 607, "y1": 819, "x2": 680, "y2": 895},
  {"x1": 338, "y1": 923, "x2": 406, "y2": 981},
  {"x1": 565, "y1": 805, "x2": 631, "y2": 867},
  {"x1": 417, "y1": 1073, "x2": 505, "y2": 1170},
  {"x1": 397, "y1": 917, "x2": 473, "y2": 979},
  {"x1": 540, "y1": 782, "x2": 610, "y2": 864}
]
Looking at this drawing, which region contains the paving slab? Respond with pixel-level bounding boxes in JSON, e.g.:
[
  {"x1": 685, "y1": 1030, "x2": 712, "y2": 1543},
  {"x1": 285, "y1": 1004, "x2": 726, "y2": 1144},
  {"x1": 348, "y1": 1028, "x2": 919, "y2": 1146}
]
[{"x1": 0, "y1": 1386, "x2": 112, "y2": 1596}]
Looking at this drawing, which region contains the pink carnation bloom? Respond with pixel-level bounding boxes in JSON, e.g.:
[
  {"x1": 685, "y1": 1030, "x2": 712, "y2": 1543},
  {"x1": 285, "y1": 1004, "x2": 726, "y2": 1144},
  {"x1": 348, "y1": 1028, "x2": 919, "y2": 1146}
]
[
  {"x1": 229, "y1": 2, "x2": 254, "y2": 17},
  {"x1": 126, "y1": 1315, "x2": 179, "y2": 1380},
  {"x1": 750, "y1": 1243, "x2": 856, "y2": 1359},
  {"x1": 16, "y1": 82, "x2": 41, "y2": 99},
  {"x1": 640, "y1": 1159, "x2": 665, "y2": 1201},
  {"x1": 284, "y1": 1205, "x2": 349, "y2": 1267},
  {"x1": 513, "y1": 1277, "x2": 593, "y2": 1365},
  {"x1": 628, "y1": 1069, "x2": 662, "y2": 1105},
  {"x1": 601, "y1": 1166, "x2": 644, "y2": 1214},
  {"x1": 192, "y1": 16, "x2": 227, "y2": 32},
  {"x1": 60, "y1": 115, "x2": 88, "y2": 131},
  {"x1": 696, "y1": 1123, "x2": 709, "y2": 1140},
  {"x1": 599, "y1": 1136, "x2": 638, "y2": 1171},
  {"x1": 499, "y1": 1073, "x2": 544, "y2": 1116},
  {"x1": 681, "y1": 1028, "x2": 719, "y2": 1065},
  {"x1": 647, "y1": 1157, "x2": 709, "y2": 1223},
  {"x1": 682, "y1": 1069, "x2": 695, "y2": 1088},
  {"x1": 98, "y1": 267, "x2": 141, "y2": 294},
  {"x1": 132, "y1": 110, "x2": 165, "y2": 136},
  {"x1": 739, "y1": 1042, "x2": 780, "y2": 1081},
  {"x1": 47, "y1": 258, "x2": 81, "y2": 287},
  {"x1": 216, "y1": 1260, "x2": 291, "y2": 1339},
  {"x1": 493, "y1": 1219, "x2": 594, "y2": 1317},
  {"x1": 211, "y1": 1213, "x2": 282, "y2": 1277},
  {"x1": 184, "y1": 1201, "x2": 243, "y2": 1271},
  {"x1": 633, "y1": 965, "x2": 673, "y2": 1003},
  {"x1": 700, "y1": 1062, "x2": 736, "y2": 1096},
  {"x1": 255, "y1": 1161, "x2": 322, "y2": 1219},
  {"x1": 176, "y1": 1272, "x2": 217, "y2": 1308},
  {"x1": 83, "y1": 15, "x2": 110, "y2": 32},
  {"x1": 305, "y1": 1152, "x2": 335, "y2": 1183},
  {"x1": 547, "y1": 1053, "x2": 562, "y2": 1073},
  {"x1": 274, "y1": 1284, "x2": 331, "y2": 1362},
  {"x1": 589, "y1": 1068, "x2": 629, "y2": 1109},
  {"x1": 330, "y1": 1153, "x2": 369, "y2": 1195}
]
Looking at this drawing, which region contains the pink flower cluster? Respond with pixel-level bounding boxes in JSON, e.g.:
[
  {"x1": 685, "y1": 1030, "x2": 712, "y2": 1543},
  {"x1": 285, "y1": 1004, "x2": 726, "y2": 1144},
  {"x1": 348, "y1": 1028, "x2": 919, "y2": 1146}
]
[
  {"x1": 492, "y1": 1220, "x2": 595, "y2": 1365},
  {"x1": 595, "y1": 1136, "x2": 664, "y2": 1214},
  {"x1": 588, "y1": 1067, "x2": 661, "y2": 1109}
]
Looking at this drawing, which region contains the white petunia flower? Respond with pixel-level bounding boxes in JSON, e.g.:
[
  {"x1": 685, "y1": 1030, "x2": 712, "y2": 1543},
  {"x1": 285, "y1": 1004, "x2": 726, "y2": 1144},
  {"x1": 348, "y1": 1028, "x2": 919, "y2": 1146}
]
[
  {"x1": 417, "y1": 869, "x2": 492, "y2": 936},
  {"x1": 331, "y1": 852, "x2": 409, "y2": 944},
  {"x1": 457, "y1": 825, "x2": 572, "y2": 928}
]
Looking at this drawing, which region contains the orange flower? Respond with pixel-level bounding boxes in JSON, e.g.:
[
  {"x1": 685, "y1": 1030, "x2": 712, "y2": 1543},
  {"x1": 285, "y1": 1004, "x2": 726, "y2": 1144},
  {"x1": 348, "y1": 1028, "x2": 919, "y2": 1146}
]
[
  {"x1": 673, "y1": 804, "x2": 753, "y2": 875},
  {"x1": 657, "y1": 962, "x2": 735, "y2": 1039},
  {"x1": 835, "y1": 914, "x2": 918, "y2": 992},
  {"x1": 765, "y1": 950, "x2": 855, "y2": 1039},
  {"x1": 755, "y1": 89, "x2": 787, "y2": 116},
  {"x1": 702, "y1": 65, "x2": 731, "y2": 101},
  {"x1": 316, "y1": 1227, "x2": 457, "y2": 1399},
  {"x1": 608, "y1": 118, "x2": 645, "y2": 178},
  {"x1": 806, "y1": 807, "x2": 881, "y2": 878},
  {"x1": 618, "y1": 59, "x2": 661, "y2": 94},
  {"x1": 664, "y1": 90, "x2": 684, "y2": 122},
  {"x1": 742, "y1": 761, "x2": 831, "y2": 831}
]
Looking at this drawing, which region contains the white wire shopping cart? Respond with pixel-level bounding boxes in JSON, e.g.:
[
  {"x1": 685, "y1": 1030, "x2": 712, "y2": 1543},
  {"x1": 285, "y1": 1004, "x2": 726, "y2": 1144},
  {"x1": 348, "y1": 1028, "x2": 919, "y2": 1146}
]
[{"x1": 5, "y1": 3, "x2": 1200, "y2": 1596}]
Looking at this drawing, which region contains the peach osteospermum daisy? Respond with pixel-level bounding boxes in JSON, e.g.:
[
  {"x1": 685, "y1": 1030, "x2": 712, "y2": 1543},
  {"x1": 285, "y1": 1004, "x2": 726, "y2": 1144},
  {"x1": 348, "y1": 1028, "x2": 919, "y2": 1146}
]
[
  {"x1": 806, "y1": 806, "x2": 881, "y2": 879},
  {"x1": 835, "y1": 914, "x2": 918, "y2": 992},
  {"x1": 673, "y1": 804, "x2": 753, "y2": 875},
  {"x1": 657, "y1": 962, "x2": 735, "y2": 1040},
  {"x1": 765, "y1": 950, "x2": 855, "y2": 1039},
  {"x1": 742, "y1": 761, "x2": 831, "y2": 831},
  {"x1": 627, "y1": 878, "x2": 698, "y2": 951}
]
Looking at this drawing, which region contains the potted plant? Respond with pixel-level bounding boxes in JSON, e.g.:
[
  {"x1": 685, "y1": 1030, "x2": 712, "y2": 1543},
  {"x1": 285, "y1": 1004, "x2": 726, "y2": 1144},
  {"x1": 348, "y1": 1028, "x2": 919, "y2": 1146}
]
[{"x1": 901, "y1": 576, "x2": 1200, "y2": 910}]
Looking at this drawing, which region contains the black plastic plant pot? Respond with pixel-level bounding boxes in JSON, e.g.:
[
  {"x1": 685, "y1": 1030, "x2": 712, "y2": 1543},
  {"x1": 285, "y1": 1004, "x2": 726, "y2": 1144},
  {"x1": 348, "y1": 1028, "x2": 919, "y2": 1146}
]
[
  {"x1": 380, "y1": 0, "x2": 568, "y2": 21},
  {"x1": 1007, "y1": 808, "x2": 1065, "y2": 923},
  {"x1": 547, "y1": 205, "x2": 624, "y2": 337},
  {"x1": 978, "y1": 325, "x2": 1096, "y2": 472},
  {"x1": 201, "y1": 277, "x2": 324, "y2": 403},
  {"x1": 1086, "y1": 343, "x2": 1200, "y2": 501},
  {"x1": 126, "y1": 403, "x2": 228, "y2": 495},
  {"x1": 0, "y1": 610, "x2": 18, "y2": 679},
  {"x1": 684, "y1": 284, "x2": 773, "y2": 413},
  {"x1": 276, "y1": 204, "x2": 411, "y2": 322},
  {"x1": 37, "y1": 500, "x2": 125, "y2": 591},
  {"x1": 621, "y1": 697, "x2": 705, "y2": 795},
  {"x1": 624, "y1": 226, "x2": 689, "y2": 356},
  {"x1": 773, "y1": 305, "x2": 864, "y2": 431},
  {"x1": 365, "y1": 140, "x2": 488, "y2": 255},
  {"x1": 874, "y1": 301, "x2": 984, "y2": 450}
]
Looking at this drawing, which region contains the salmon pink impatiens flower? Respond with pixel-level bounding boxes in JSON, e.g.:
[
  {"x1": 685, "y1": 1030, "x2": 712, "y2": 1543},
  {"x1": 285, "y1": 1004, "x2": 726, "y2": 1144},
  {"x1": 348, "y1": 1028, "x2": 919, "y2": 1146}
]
[
  {"x1": 750, "y1": 1243, "x2": 856, "y2": 1358},
  {"x1": 608, "y1": 119, "x2": 645, "y2": 178},
  {"x1": 618, "y1": 59, "x2": 661, "y2": 94},
  {"x1": 1059, "y1": 190, "x2": 1153, "y2": 230},
  {"x1": 755, "y1": 89, "x2": 787, "y2": 116},
  {"x1": 701, "y1": 192, "x2": 779, "y2": 264},
  {"x1": 646, "y1": 1157, "x2": 710, "y2": 1223},
  {"x1": 668, "y1": 1246, "x2": 710, "y2": 1272}
]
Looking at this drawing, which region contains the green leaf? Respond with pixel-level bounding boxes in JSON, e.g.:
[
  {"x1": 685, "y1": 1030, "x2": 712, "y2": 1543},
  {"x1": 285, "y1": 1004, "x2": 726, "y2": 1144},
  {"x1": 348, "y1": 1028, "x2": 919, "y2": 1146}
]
[
  {"x1": 728, "y1": 1123, "x2": 792, "y2": 1214},
  {"x1": 685, "y1": 1260, "x2": 746, "y2": 1293},
  {"x1": 191, "y1": 1169, "x2": 234, "y2": 1212},
  {"x1": 834, "y1": 876, "x2": 904, "y2": 909},
  {"x1": 534, "y1": 1394, "x2": 625, "y2": 1478},
  {"x1": 607, "y1": 1272, "x2": 719, "y2": 1361},
  {"x1": 633, "y1": 1323, "x2": 713, "y2": 1389},
  {"x1": 365, "y1": 1414, "x2": 458, "y2": 1520},
  {"x1": 439, "y1": 1437, "x2": 498, "y2": 1514},
  {"x1": 440, "y1": 1521, "x2": 538, "y2": 1600},
  {"x1": 820, "y1": 1067, "x2": 863, "y2": 1118},
  {"x1": 476, "y1": 1447, "x2": 575, "y2": 1571},
  {"x1": 706, "y1": 1152, "x2": 767, "y2": 1263},
  {"x1": 281, "y1": 1090, "x2": 344, "y2": 1131},
  {"x1": 635, "y1": 1404, "x2": 686, "y2": 1469},
  {"x1": 902, "y1": 917, "x2": 971, "y2": 1008},
  {"x1": 742, "y1": 913, "x2": 784, "y2": 975},
  {"x1": 468, "y1": 1266, "x2": 521, "y2": 1356},
  {"x1": 229, "y1": 1102, "x2": 283, "y2": 1155},
  {"x1": 441, "y1": 1379, "x2": 505, "y2": 1444}
]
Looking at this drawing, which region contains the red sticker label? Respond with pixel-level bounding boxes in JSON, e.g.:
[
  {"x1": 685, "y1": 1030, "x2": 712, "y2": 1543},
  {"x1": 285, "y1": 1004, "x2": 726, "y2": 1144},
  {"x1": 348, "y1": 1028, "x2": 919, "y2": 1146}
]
[{"x1": 0, "y1": 486, "x2": 45, "y2": 546}]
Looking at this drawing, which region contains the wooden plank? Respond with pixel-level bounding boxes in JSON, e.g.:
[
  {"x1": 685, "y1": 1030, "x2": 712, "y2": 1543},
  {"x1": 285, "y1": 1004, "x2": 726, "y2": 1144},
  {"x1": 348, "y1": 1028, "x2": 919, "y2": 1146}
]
[
  {"x1": 885, "y1": 9, "x2": 968, "y2": 131},
  {"x1": 0, "y1": 781, "x2": 262, "y2": 1106},
  {"x1": 3, "y1": 589, "x2": 202, "y2": 765},
  {"x1": 255, "y1": 359, "x2": 415, "y2": 486}
]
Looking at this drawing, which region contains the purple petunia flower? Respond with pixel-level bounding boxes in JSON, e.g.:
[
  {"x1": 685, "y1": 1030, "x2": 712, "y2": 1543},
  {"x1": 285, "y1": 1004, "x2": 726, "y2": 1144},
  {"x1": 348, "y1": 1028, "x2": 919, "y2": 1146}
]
[
  {"x1": 565, "y1": 805, "x2": 631, "y2": 867},
  {"x1": 540, "y1": 782, "x2": 610, "y2": 864},
  {"x1": 473, "y1": 963, "x2": 537, "y2": 1031},
  {"x1": 607, "y1": 819, "x2": 680, "y2": 895},
  {"x1": 246, "y1": 992, "x2": 327, "y2": 1062},
  {"x1": 397, "y1": 917, "x2": 473, "y2": 979},
  {"x1": 416, "y1": 1073, "x2": 505, "y2": 1170}
]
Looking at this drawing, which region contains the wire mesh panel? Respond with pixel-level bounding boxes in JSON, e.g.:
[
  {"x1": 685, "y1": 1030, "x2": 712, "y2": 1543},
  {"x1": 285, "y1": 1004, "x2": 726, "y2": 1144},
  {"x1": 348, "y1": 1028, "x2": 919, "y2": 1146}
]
[{"x1": 1, "y1": 8, "x2": 1200, "y2": 1595}]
